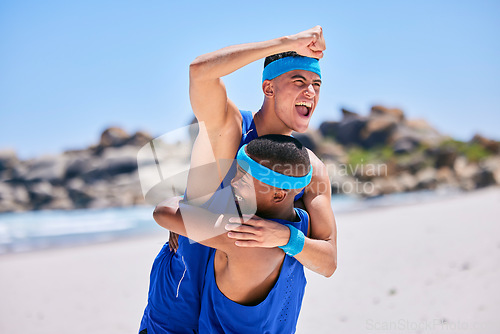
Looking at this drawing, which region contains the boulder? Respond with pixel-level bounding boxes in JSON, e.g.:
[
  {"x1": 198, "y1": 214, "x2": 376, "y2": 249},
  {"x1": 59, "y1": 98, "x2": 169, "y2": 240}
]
[
  {"x1": 99, "y1": 127, "x2": 130, "y2": 148},
  {"x1": 317, "y1": 142, "x2": 347, "y2": 162},
  {"x1": 319, "y1": 121, "x2": 339, "y2": 139},
  {"x1": 326, "y1": 162, "x2": 356, "y2": 195},
  {"x1": 66, "y1": 179, "x2": 95, "y2": 208},
  {"x1": 396, "y1": 153, "x2": 428, "y2": 174},
  {"x1": 415, "y1": 167, "x2": 437, "y2": 190},
  {"x1": 360, "y1": 117, "x2": 398, "y2": 148},
  {"x1": 392, "y1": 137, "x2": 421, "y2": 154},
  {"x1": 319, "y1": 118, "x2": 367, "y2": 146},
  {"x1": 454, "y1": 157, "x2": 483, "y2": 190},
  {"x1": 341, "y1": 108, "x2": 362, "y2": 120},
  {"x1": 392, "y1": 119, "x2": 445, "y2": 148},
  {"x1": 64, "y1": 154, "x2": 98, "y2": 179},
  {"x1": 432, "y1": 146, "x2": 458, "y2": 169},
  {"x1": 370, "y1": 105, "x2": 405, "y2": 122},
  {"x1": 472, "y1": 169, "x2": 496, "y2": 189},
  {"x1": 22, "y1": 155, "x2": 68, "y2": 183},
  {"x1": 100, "y1": 146, "x2": 139, "y2": 175},
  {"x1": 471, "y1": 134, "x2": 500, "y2": 154},
  {"x1": 454, "y1": 157, "x2": 478, "y2": 180},
  {"x1": 38, "y1": 186, "x2": 73, "y2": 210},
  {"x1": 372, "y1": 177, "x2": 402, "y2": 195},
  {"x1": 0, "y1": 183, "x2": 30, "y2": 212},
  {"x1": 0, "y1": 149, "x2": 18, "y2": 171},
  {"x1": 436, "y1": 167, "x2": 458, "y2": 187},
  {"x1": 27, "y1": 181, "x2": 55, "y2": 209},
  {"x1": 480, "y1": 156, "x2": 500, "y2": 184},
  {"x1": 127, "y1": 131, "x2": 153, "y2": 147},
  {"x1": 396, "y1": 172, "x2": 418, "y2": 192},
  {"x1": 85, "y1": 146, "x2": 139, "y2": 180},
  {"x1": 292, "y1": 129, "x2": 320, "y2": 153}
]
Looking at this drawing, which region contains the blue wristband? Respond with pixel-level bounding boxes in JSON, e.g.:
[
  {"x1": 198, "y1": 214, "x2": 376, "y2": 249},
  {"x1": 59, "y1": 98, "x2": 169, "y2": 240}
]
[{"x1": 279, "y1": 224, "x2": 305, "y2": 257}]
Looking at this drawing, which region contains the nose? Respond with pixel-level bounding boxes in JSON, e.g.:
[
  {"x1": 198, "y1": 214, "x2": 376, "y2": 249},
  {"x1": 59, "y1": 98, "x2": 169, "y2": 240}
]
[
  {"x1": 304, "y1": 84, "x2": 315, "y2": 97},
  {"x1": 230, "y1": 176, "x2": 240, "y2": 189}
]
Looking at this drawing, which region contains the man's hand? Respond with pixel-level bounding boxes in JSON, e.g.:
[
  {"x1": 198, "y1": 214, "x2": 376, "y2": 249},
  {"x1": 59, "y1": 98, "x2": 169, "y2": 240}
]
[
  {"x1": 288, "y1": 25, "x2": 326, "y2": 59},
  {"x1": 225, "y1": 215, "x2": 291, "y2": 248},
  {"x1": 169, "y1": 231, "x2": 179, "y2": 252}
]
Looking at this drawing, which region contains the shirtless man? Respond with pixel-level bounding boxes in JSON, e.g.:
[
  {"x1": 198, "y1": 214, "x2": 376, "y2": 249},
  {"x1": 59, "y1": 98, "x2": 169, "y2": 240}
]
[{"x1": 139, "y1": 26, "x2": 337, "y2": 333}]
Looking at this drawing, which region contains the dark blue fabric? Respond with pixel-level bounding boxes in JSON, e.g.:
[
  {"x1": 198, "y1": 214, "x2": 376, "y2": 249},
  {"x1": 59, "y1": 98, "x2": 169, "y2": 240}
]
[
  {"x1": 139, "y1": 110, "x2": 258, "y2": 333},
  {"x1": 294, "y1": 188, "x2": 305, "y2": 202},
  {"x1": 198, "y1": 208, "x2": 309, "y2": 334}
]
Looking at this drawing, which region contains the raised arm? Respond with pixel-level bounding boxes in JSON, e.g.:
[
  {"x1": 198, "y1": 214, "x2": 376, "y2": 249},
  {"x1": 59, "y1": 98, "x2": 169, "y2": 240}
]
[
  {"x1": 189, "y1": 26, "x2": 325, "y2": 133},
  {"x1": 187, "y1": 26, "x2": 326, "y2": 200}
]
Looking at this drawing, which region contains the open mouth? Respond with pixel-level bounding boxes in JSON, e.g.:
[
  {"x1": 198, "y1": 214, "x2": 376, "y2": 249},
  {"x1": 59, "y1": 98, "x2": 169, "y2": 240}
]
[{"x1": 295, "y1": 101, "x2": 312, "y2": 117}]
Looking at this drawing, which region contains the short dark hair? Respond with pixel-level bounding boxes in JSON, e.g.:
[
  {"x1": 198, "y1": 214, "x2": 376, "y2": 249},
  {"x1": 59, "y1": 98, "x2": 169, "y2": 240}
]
[
  {"x1": 246, "y1": 134, "x2": 310, "y2": 177},
  {"x1": 264, "y1": 51, "x2": 301, "y2": 69}
]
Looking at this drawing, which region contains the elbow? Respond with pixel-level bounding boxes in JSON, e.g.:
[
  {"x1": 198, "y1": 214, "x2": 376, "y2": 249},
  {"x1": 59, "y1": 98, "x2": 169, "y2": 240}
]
[
  {"x1": 153, "y1": 205, "x2": 174, "y2": 229},
  {"x1": 189, "y1": 57, "x2": 206, "y2": 81},
  {"x1": 324, "y1": 258, "x2": 337, "y2": 278}
]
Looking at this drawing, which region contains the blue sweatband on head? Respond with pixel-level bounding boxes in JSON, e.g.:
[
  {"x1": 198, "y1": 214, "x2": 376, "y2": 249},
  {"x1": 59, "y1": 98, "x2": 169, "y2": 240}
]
[
  {"x1": 279, "y1": 224, "x2": 305, "y2": 257},
  {"x1": 236, "y1": 145, "x2": 313, "y2": 190},
  {"x1": 262, "y1": 56, "x2": 321, "y2": 83}
]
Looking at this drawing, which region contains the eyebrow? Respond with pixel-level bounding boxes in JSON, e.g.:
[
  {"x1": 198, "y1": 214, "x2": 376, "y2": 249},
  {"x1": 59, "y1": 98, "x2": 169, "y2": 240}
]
[{"x1": 291, "y1": 74, "x2": 322, "y2": 84}]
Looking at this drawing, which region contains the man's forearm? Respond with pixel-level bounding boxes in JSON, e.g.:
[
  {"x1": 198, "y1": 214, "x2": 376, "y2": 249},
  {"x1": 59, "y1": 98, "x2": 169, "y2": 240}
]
[
  {"x1": 189, "y1": 36, "x2": 293, "y2": 81},
  {"x1": 189, "y1": 25, "x2": 325, "y2": 82},
  {"x1": 294, "y1": 237, "x2": 337, "y2": 277}
]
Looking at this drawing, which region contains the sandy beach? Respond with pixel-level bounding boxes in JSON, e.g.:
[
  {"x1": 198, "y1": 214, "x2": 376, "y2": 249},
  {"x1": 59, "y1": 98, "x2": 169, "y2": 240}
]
[{"x1": 1, "y1": 187, "x2": 499, "y2": 334}]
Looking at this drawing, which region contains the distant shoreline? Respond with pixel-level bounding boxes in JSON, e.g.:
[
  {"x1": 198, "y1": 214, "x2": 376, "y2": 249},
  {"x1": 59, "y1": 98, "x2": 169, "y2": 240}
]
[{"x1": 1, "y1": 186, "x2": 494, "y2": 256}]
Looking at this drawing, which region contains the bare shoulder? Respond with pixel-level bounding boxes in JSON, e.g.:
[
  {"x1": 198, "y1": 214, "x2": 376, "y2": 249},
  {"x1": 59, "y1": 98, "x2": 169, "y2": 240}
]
[
  {"x1": 191, "y1": 102, "x2": 243, "y2": 177},
  {"x1": 302, "y1": 149, "x2": 335, "y2": 240},
  {"x1": 205, "y1": 102, "x2": 244, "y2": 160},
  {"x1": 306, "y1": 149, "x2": 329, "y2": 182}
]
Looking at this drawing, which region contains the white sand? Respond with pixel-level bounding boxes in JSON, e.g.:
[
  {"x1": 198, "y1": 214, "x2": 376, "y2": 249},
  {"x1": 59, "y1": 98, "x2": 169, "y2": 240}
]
[{"x1": 1, "y1": 187, "x2": 499, "y2": 334}]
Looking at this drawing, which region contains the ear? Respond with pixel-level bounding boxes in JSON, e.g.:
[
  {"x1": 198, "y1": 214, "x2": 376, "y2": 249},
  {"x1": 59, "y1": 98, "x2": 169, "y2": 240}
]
[
  {"x1": 262, "y1": 80, "x2": 274, "y2": 98},
  {"x1": 272, "y1": 190, "x2": 287, "y2": 203}
]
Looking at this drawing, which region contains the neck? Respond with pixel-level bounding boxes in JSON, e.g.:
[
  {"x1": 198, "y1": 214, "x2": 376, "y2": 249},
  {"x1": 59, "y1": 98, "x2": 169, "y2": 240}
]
[
  {"x1": 253, "y1": 100, "x2": 293, "y2": 137},
  {"x1": 256, "y1": 203, "x2": 297, "y2": 223}
]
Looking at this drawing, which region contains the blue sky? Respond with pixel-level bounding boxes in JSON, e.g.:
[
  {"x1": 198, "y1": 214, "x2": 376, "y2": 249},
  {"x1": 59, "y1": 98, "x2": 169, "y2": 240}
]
[{"x1": 1, "y1": 0, "x2": 499, "y2": 159}]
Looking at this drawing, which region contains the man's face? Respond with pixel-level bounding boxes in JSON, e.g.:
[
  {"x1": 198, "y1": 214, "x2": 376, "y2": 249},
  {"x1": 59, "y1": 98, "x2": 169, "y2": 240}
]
[
  {"x1": 230, "y1": 164, "x2": 271, "y2": 215},
  {"x1": 271, "y1": 69, "x2": 322, "y2": 133}
]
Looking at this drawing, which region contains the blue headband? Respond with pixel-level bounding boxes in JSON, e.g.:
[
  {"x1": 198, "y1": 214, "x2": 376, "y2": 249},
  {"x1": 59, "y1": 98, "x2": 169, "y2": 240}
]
[
  {"x1": 262, "y1": 56, "x2": 321, "y2": 83},
  {"x1": 236, "y1": 145, "x2": 313, "y2": 190}
]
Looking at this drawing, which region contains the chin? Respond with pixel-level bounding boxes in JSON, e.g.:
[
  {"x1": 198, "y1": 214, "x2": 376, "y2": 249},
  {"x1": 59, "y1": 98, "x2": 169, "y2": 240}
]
[{"x1": 293, "y1": 121, "x2": 310, "y2": 133}]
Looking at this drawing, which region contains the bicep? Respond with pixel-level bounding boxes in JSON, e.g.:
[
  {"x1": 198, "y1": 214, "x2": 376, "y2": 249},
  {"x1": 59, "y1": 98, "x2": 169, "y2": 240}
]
[
  {"x1": 302, "y1": 160, "x2": 336, "y2": 242},
  {"x1": 189, "y1": 76, "x2": 238, "y2": 130}
]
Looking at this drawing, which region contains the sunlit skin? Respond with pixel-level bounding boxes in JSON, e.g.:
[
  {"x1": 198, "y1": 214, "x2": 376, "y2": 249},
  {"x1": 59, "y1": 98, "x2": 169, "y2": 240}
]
[
  {"x1": 255, "y1": 69, "x2": 322, "y2": 137},
  {"x1": 267, "y1": 70, "x2": 321, "y2": 133}
]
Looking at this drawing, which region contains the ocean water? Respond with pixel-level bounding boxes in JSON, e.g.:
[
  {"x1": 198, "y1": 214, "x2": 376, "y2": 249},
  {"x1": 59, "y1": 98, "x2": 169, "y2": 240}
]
[
  {"x1": 0, "y1": 189, "x2": 462, "y2": 255},
  {"x1": 0, "y1": 206, "x2": 158, "y2": 254}
]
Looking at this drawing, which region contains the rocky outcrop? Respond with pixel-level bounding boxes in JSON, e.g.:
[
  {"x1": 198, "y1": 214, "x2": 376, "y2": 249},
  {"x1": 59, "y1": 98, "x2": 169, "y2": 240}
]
[
  {"x1": 315, "y1": 106, "x2": 500, "y2": 198},
  {"x1": 0, "y1": 128, "x2": 156, "y2": 212},
  {"x1": 471, "y1": 134, "x2": 500, "y2": 154},
  {"x1": 319, "y1": 107, "x2": 446, "y2": 152},
  {"x1": 1, "y1": 106, "x2": 499, "y2": 212}
]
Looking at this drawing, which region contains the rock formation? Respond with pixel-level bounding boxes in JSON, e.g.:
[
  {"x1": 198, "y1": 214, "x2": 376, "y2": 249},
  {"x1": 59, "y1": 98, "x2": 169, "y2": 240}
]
[{"x1": 1, "y1": 106, "x2": 499, "y2": 212}]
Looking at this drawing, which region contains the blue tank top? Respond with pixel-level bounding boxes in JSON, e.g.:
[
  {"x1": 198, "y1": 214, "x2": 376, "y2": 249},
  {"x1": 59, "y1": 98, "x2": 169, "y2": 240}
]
[
  {"x1": 140, "y1": 110, "x2": 258, "y2": 333},
  {"x1": 198, "y1": 208, "x2": 309, "y2": 334}
]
